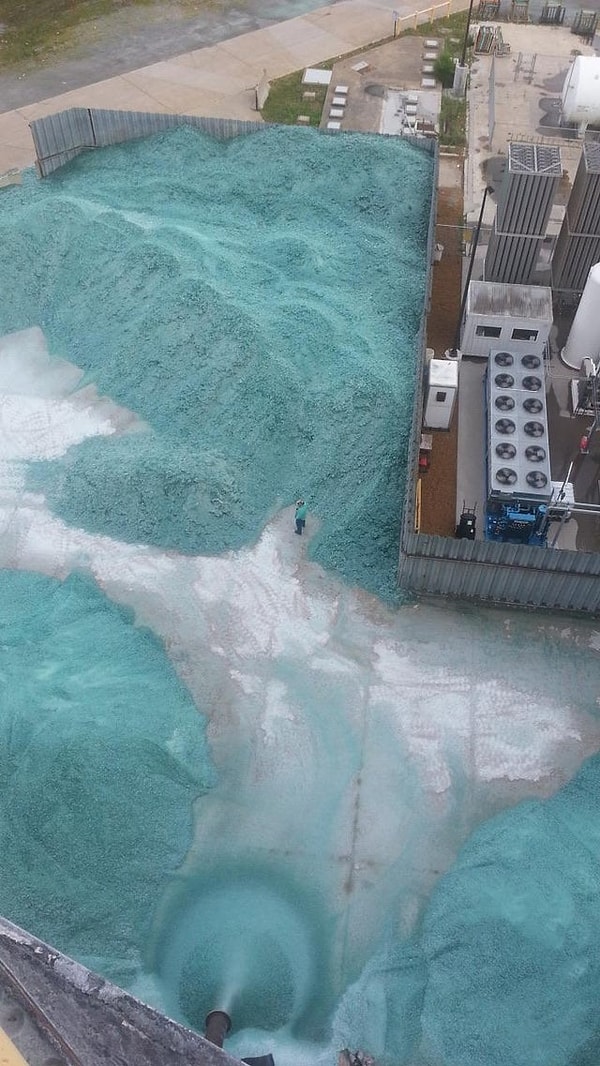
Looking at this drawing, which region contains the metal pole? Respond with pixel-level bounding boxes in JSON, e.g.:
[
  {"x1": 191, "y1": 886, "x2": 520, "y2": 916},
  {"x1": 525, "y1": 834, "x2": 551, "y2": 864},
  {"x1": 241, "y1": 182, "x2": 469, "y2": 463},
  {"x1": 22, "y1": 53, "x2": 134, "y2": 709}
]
[
  {"x1": 460, "y1": 0, "x2": 475, "y2": 67},
  {"x1": 451, "y1": 184, "x2": 493, "y2": 353}
]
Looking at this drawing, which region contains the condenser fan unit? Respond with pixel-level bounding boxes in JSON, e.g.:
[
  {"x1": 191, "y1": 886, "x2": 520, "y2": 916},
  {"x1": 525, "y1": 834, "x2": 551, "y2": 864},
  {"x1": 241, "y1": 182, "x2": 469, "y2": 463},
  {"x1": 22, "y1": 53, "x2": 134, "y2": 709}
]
[
  {"x1": 526, "y1": 471, "x2": 548, "y2": 489},
  {"x1": 496, "y1": 467, "x2": 518, "y2": 485},
  {"x1": 523, "y1": 397, "x2": 543, "y2": 414},
  {"x1": 494, "y1": 352, "x2": 514, "y2": 367},
  {"x1": 495, "y1": 373, "x2": 515, "y2": 389},
  {"x1": 525, "y1": 445, "x2": 546, "y2": 462},
  {"x1": 495, "y1": 418, "x2": 516, "y2": 434},
  {"x1": 495, "y1": 395, "x2": 515, "y2": 411},
  {"x1": 524, "y1": 421, "x2": 544, "y2": 437},
  {"x1": 522, "y1": 375, "x2": 542, "y2": 391},
  {"x1": 496, "y1": 442, "x2": 517, "y2": 459},
  {"x1": 521, "y1": 354, "x2": 541, "y2": 370}
]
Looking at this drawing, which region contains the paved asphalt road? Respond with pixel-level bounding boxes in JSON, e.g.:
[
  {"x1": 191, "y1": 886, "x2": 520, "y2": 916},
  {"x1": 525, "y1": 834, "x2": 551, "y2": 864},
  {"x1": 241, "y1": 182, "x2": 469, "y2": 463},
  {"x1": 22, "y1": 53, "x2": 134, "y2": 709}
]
[{"x1": 0, "y1": 0, "x2": 340, "y2": 111}]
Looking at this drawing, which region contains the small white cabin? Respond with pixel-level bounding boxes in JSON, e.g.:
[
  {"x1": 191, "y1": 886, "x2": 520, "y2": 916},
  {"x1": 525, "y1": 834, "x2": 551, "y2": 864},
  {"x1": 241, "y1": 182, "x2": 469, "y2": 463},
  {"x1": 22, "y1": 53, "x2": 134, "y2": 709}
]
[
  {"x1": 424, "y1": 359, "x2": 458, "y2": 430},
  {"x1": 461, "y1": 281, "x2": 553, "y2": 360}
]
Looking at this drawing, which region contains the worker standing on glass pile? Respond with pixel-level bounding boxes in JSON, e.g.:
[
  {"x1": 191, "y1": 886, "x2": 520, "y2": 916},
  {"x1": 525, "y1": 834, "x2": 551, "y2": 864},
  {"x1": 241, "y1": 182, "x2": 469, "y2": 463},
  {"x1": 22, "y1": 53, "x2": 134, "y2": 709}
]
[{"x1": 294, "y1": 499, "x2": 307, "y2": 535}]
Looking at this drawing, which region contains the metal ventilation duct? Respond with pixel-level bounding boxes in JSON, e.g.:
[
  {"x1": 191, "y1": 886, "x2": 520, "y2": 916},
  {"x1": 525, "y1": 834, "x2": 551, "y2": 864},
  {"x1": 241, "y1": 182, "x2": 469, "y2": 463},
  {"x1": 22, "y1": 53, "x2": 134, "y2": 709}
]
[
  {"x1": 552, "y1": 143, "x2": 600, "y2": 293},
  {"x1": 485, "y1": 143, "x2": 561, "y2": 284},
  {"x1": 485, "y1": 227, "x2": 542, "y2": 285}
]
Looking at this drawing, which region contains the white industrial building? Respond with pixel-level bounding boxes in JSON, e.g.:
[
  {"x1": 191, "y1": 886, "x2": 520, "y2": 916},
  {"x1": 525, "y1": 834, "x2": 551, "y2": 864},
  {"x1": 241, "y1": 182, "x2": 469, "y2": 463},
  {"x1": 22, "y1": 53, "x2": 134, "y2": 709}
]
[{"x1": 460, "y1": 281, "x2": 553, "y2": 359}]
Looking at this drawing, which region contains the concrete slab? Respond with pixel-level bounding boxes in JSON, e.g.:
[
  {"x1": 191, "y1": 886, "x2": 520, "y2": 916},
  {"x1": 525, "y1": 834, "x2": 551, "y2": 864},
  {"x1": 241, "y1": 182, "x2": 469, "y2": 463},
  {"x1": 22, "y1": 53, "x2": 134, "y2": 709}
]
[{"x1": 465, "y1": 22, "x2": 597, "y2": 225}]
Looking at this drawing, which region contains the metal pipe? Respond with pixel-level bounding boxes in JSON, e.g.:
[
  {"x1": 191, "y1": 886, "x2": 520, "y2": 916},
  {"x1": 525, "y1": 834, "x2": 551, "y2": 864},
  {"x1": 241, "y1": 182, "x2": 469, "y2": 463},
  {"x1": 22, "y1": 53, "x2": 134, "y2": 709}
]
[
  {"x1": 451, "y1": 185, "x2": 494, "y2": 352},
  {"x1": 204, "y1": 1010, "x2": 232, "y2": 1048}
]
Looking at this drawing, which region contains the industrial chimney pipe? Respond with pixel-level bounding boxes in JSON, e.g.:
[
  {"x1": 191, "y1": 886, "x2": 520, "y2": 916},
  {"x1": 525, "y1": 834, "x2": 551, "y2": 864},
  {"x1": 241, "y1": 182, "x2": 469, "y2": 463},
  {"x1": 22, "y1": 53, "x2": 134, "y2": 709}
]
[{"x1": 204, "y1": 1010, "x2": 232, "y2": 1048}]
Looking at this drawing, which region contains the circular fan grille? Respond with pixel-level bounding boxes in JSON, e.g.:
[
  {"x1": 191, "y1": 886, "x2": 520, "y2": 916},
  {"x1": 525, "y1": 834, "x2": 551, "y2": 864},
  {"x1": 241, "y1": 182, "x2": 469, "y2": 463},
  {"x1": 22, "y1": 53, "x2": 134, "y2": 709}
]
[
  {"x1": 496, "y1": 467, "x2": 518, "y2": 485},
  {"x1": 524, "y1": 421, "x2": 544, "y2": 437},
  {"x1": 523, "y1": 397, "x2": 543, "y2": 414},
  {"x1": 495, "y1": 373, "x2": 515, "y2": 389},
  {"x1": 495, "y1": 352, "x2": 514, "y2": 367},
  {"x1": 522, "y1": 375, "x2": 542, "y2": 391},
  {"x1": 526, "y1": 471, "x2": 548, "y2": 489},
  {"x1": 495, "y1": 418, "x2": 516, "y2": 435},
  {"x1": 521, "y1": 354, "x2": 541, "y2": 370},
  {"x1": 495, "y1": 395, "x2": 515, "y2": 411},
  {"x1": 496, "y1": 442, "x2": 517, "y2": 459},
  {"x1": 525, "y1": 445, "x2": 546, "y2": 462}
]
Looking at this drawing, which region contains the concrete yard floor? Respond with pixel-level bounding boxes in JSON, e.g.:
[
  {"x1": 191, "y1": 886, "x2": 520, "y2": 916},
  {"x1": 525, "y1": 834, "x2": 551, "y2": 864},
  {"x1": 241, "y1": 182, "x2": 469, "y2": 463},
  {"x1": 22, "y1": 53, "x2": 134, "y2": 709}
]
[
  {"x1": 465, "y1": 21, "x2": 597, "y2": 225},
  {"x1": 320, "y1": 33, "x2": 442, "y2": 133}
]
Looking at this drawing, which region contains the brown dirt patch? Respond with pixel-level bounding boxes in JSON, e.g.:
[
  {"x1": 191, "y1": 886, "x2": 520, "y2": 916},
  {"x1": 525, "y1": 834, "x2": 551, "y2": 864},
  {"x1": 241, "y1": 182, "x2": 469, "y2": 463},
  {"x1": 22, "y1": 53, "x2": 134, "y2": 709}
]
[{"x1": 420, "y1": 165, "x2": 464, "y2": 537}]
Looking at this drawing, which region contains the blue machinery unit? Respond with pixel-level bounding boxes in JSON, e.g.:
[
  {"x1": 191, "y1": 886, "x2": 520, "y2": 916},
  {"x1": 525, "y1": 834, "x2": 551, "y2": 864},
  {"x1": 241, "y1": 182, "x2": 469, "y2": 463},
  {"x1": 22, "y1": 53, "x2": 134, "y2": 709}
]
[
  {"x1": 485, "y1": 350, "x2": 553, "y2": 545},
  {"x1": 485, "y1": 499, "x2": 549, "y2": 545}
]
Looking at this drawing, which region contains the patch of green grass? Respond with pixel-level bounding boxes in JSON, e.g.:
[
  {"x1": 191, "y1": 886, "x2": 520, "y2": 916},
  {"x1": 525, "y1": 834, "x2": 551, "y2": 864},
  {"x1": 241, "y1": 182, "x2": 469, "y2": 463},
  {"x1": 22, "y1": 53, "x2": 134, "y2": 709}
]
[
  {"x1": 260, "y1": 69, "x2": 328, "y2": 127},
  {"x1": 439, "y1": 93, "x2": 466, "y2": 146},
  {"x1": 402, "y1": 10, "x2": 468, "y2": 43},
  {"x1": 0, "y1": 0, "x2": 155, "y2": 65},
  {"x1": 433, "y1": 49, "x2": 456, "y2": 87}
]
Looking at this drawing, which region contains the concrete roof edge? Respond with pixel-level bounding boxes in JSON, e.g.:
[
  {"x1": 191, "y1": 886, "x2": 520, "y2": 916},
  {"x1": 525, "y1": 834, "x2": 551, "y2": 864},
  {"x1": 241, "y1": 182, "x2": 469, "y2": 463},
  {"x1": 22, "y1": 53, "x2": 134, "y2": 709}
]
[{"x1": 0, "y1": 915, "x2": 243, "y2": 1066}]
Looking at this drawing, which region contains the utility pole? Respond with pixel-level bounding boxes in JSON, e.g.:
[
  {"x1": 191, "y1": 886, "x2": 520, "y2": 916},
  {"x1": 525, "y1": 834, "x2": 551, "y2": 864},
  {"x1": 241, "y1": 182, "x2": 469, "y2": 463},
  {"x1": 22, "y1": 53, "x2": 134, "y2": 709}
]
[
  {"x1": 453, "y1": 0, "x2": 475, "y2": 95},
  {"x1": 460, "y1": 0, "x2": 476, "y2": 68},
  {"x1": 449, "y1": 184, "x2": 494, "y2": 355}
]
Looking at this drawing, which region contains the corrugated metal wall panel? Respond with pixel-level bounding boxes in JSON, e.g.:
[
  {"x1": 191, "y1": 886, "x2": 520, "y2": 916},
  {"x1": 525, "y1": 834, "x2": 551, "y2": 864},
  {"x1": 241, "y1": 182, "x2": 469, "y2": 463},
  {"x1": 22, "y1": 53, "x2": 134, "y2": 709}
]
[
  {"x1": 30, "y1": 110, "x2": 269, "y2": 175},
  {"x1": 485, "y1": 142, "x2": 560, "y2": 285},
  {"x1": 496, "y1": 145, "x2": 560, "y2": 236},
  {"x1": 566, "y1": 147, "x2": 600, "y2": 233},
  {"x1": 551, "y1": 144, "x2": 600, "y2": 292},
  {"x1": 485, "y1": 224, "x2": 542, "y2": 284},
  {"x1": 30, "y1": 109, "x2": 94, "y2": 176},
  {"x1": 404, "y1": 530, "x2": 600, "y2": 576},
  {"x1": 31, "y1": 109, "x2": 435, "y2": 179},
  {"x1": 90, "y1": 110, "x2": 182, "y2": 145},
  {"x1": 398, "y1": 547, "x2": 600, "y2": 612}
]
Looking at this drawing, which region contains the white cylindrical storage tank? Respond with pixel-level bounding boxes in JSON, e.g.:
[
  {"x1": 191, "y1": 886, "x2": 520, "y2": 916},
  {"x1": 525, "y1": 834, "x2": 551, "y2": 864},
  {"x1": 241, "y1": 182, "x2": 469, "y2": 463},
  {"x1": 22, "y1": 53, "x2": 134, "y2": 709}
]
[
  {"x1": 561, "y1": 262, "x2": 600, "y2": 369},
  {"x1": 561, "y1": 56, "x2": 600, "y2": 128}
]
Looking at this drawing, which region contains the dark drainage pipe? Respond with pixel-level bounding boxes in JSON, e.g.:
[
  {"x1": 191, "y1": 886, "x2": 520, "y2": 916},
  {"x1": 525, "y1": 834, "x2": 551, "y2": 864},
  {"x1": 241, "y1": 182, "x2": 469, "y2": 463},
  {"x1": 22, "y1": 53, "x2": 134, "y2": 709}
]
[{"x1": 204, "y1": 1010, "x2": 232, "y2": 1048}]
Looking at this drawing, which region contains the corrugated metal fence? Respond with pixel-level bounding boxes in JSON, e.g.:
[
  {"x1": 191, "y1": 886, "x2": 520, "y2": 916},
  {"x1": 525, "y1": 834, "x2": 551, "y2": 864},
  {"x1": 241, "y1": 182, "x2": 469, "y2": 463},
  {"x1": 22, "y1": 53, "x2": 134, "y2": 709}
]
[
  {"x1": 398, "y1": 530, "x2": 600, "y2": 612},
  {"x1": 30, "y1": 108, "x2": 436, "y2": 176},
  {"x1": 30, "y1": 110, "x2": 266, "y2": 176}
]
